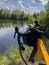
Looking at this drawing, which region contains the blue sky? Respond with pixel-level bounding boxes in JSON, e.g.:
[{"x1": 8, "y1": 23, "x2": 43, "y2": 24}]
[{"x1": 0, "y1": 0, "x2": 49, "y2": 14}]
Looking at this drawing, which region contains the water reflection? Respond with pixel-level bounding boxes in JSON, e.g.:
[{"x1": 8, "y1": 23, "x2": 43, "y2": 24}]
[
  {"x1": 0, "y1": 25, "x2": 28, "y2": 54},
  {"x1": 0, "y1": 27, "x2": 18, "y2": 54},
  {"x1": 0, "y1": 20, "x2": 25, "y2": 28}
]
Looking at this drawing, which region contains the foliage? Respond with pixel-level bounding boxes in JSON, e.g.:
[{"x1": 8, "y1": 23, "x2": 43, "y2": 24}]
[
  {"x1": 37, "y1": 11, "x2": 47, "y2": 25},
  {"x1": 45, "y1": 2, "x2": 49, "y2": 13},
  {"x1": 0, "y1": 55, "x2": 10, "y2": 65},
  {"x1": 0, "y1": 48, "x2": 33, "y2": 65},
  {"x1": 0, "y1": 9, "x2": 35, "y2": 22},
  {"x1": 0, "y1": 2, "x2": 49, "y2": 65},
  {"x1": 0, "y1": 9, "x2": 11, "y2": 19},
  {"x1": 33, "y1": 13, "x2": 39, "y2": 19},
  {"x1": 26, "y1": 15, "x2": 35, "y2": 24}
]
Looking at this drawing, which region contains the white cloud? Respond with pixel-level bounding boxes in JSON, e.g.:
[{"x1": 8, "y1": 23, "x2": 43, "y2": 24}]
[
  {"x1": 0, "y1": 0, "x2": 8, "y2": 9},
  {"x1": 32, "y1": 0, "x2": 48, "y2": 5},
  {"x1": 0, "y1": 1, "x2": 4, "y2": 7},
  {"x1": 18, "y1": 0, "x2": 23, "y2": 3},
  {"x1": 28, "y1": 3, "x2": 32, "y2": 8},
  {"x1": 24, "y1": 6, "x2": 40, "y2": 15},
  {"x1": 0, "y1": 0, "x2": 48, "y2": 14},
  {"x1": 3, "y1": 0, "x2": 8, "y2": 2},
  {"x1": 23, "y1": 3, "x2": 40, "y2": 15},
  {"x1": 32, "y1": 0, "x2": 42, "y2": 3},
  {"x1": 5, "y1": 6, "x2": 10, "y2": 10},
  {"x1": 17, "y1": 1, "x2": 40, "y2": 14},
  {"x1": 11, "y1": 4, "x2": 15, "y2": 8},
  {"x1": 32, "y1": 0, "x2": 36, "y2": 3},
  {"x1": 18, "y1": 0, "x2": 25, "y2": 9},
  {"x1": 40, "y1": 0, "x2": 48, "y2": 5}
]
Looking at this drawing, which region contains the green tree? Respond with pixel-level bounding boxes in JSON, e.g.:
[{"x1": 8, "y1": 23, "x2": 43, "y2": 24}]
[
  {"x1": 45, "y1": 1, "x2": 49, "y2": 13},
  {"x1": 33, "y1": 13, "x2": 37, "y2": 19},
  {"x1": 11, "y1": 10, "x2": 21, "y2": 20},
  {"x1": 0, "y1": 9, "x2": 11, "y2": 19},
  {"x1": 37, "y1": 11, "x2": 46, "y2": 25}
]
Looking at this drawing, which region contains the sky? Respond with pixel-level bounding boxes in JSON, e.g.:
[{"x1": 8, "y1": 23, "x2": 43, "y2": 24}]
[{"x1": 0, "y1": 0, "x2": 49, "y2": 14}]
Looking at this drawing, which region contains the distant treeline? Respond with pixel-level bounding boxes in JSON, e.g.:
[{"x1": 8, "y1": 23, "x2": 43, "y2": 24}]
[
  {"x1": 0, "y1": 9, "x2": 36, "y2": 22},
  {"x1": 0, "y1": 9, "x2": 27, "y2": 20}
]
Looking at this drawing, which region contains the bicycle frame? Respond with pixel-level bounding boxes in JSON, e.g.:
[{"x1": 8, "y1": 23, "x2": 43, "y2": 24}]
[{"x1": 37, "y1": 39, "x2": 49, "y2": 65}]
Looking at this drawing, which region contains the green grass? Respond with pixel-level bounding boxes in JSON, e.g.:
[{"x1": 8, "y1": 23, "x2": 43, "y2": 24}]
[
  {"x1": 0, "y1": 39, "x2": 49, "y2": 65},
  {"x1": 0, "y1": 47, "x2": 33, "y2": 65}
]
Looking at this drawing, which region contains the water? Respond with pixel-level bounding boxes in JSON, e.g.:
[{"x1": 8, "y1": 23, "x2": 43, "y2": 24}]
[
  {"x1": 0, "y1": 24, "x2": 28, "y2": 54},
  {"x1": 0, "y1": 27, "x2": 18, "y2": 54}
]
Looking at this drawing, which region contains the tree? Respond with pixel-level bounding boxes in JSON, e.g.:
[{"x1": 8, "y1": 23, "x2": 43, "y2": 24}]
[
  {"x1": 20, "y1": 11, "x2": 24, "y2": 20},
  {"x1": 11, "y1": 10, "x2": 21, "y2": 20},
  {"x1": 45, "y1": 1, "x2": 49, "y2": 13},
  {"x1": 37, "y1": 11, "x2": 46, "y2": 25},
  {"x1": 0, "y1": 9, "x2": 11, "y2": 19},
  {"x1": 33, "y1": 13, "x2": 37, "y2": 19},
  {"x1": 33, "y1": 13, "x2": 39, "y2": 19}
]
